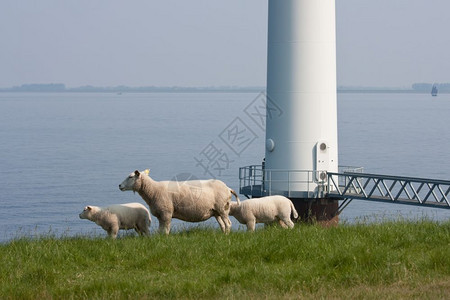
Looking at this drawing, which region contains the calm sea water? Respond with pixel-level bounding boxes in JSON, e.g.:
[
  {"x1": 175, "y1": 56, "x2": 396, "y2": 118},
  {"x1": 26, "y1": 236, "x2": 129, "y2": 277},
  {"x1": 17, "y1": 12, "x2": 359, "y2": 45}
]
[{"x1": 0, "y1": 92, "x2": 449, "y2": 242}]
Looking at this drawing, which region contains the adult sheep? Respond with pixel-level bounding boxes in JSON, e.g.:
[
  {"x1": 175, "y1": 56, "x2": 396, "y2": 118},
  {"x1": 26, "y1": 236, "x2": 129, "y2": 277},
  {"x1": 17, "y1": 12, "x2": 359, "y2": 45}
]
[
  {"x1": 119, "y1": 170, "x2": 240, "y2": 234},
  {"x1": 229, "y1": 195, "x2": 298, "y2": 231},
  {"x1": 79, "y1": 202, "x2": 151, "y2": 238}
]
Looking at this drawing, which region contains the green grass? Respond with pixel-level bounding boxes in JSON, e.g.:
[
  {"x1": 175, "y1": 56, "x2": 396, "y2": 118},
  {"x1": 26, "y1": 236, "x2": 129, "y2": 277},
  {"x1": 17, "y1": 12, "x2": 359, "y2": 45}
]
[{"x1": 1, "y1": 220, "x2": 449, "y2": 299}]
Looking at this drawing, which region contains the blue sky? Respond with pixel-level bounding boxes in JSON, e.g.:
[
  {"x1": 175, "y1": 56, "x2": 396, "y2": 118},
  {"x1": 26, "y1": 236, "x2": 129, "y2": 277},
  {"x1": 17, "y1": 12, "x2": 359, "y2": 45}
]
[{"x1": 1, "y1": 0, "x2": 449, "y2": 88}]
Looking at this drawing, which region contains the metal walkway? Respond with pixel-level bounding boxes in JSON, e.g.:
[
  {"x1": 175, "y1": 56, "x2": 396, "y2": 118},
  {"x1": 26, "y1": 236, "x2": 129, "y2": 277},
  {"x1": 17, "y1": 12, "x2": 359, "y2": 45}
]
[
  {"x1": 239, "y1": 165, "x2": 450, "y2": 213},
  {"x1": 327, "y1": 172, "x2": 450, "y2": 214}
]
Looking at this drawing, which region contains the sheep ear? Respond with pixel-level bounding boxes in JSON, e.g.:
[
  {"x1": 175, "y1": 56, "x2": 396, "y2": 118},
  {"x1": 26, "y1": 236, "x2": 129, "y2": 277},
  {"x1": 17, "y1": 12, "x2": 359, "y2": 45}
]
[{"x1": 134, "y1": 170, "x2": 140, "y2": 177}]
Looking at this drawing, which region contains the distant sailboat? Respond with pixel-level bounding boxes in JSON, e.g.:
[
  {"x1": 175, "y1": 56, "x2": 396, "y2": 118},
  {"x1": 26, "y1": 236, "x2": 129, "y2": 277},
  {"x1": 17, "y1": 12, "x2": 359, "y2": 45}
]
[{"x1": 431, "y1": 85, "x2": 438, "y2": 96}]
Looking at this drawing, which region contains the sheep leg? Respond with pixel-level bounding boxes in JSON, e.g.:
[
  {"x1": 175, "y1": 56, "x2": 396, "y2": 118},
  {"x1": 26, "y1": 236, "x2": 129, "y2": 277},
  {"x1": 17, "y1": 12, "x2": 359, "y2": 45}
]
[
  {"x1": 278, "y1": 218, "x2": 295, "y2": 229},
  {"x1": 215, "y1": 216, "x2": 227, "y2": 233},
  {"x1": 284, "y1": 219, "x2": 295, "y2": 229},
  {"x1": 246, "y1": 219, "x2": 256, "y2": 232},
  {"x1": 213, "y1": 209, "x2": 231, "y2": 234},
  {"x1": 277, "y1": 219, "x2": 288, "y2": 229},
  {"x1": 221, "y1": 215, "x2": 232, "y2": 234},
  {"x1": 108, "y1": 225, "x2": 119, "y2": 239},
  {"x1": 158, "y1": 215, "x2": 171, "y2": 235},
  {"x1": 135, "y1": 226, "x2": 148, "y2": 236},
  {"x1": 224, "y1": 215, "x2": 232, "y2": 227},
  {"x1": 140, "y1": 225, "x2": 151, "y2": 236},
  {"x1": 136, "y1": 220, "x2": 151, "y2": 236}
]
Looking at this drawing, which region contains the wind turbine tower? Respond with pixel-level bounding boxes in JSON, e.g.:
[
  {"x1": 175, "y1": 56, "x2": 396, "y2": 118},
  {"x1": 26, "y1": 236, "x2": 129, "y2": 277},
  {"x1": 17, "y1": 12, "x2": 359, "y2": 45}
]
[{"x1": 241, "y1": 0, "x2": 339, "y2": 223}]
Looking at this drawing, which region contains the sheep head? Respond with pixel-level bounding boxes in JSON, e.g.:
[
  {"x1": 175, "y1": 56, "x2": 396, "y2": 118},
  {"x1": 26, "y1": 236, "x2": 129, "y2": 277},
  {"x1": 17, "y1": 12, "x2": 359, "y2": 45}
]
[
  {"x1": 229, "y1": 202, "x2": 240, "y2": 216},
  {"x1": 79, "y1": 205, "x2": 100, "y2": 220},
  {"x1": 119, "y1": 169, "x2": 149, "y2": 192}
]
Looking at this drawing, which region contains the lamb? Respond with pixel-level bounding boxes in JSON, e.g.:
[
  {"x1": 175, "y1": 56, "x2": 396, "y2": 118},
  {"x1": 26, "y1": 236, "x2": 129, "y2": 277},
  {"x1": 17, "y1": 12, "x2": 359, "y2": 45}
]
[
  {"x1": 229, "y1": 195, "x2": 298, "y2": 231},
  {"x1": 119, "y1": 169, "x2": 240, "y2": 234},
  {"x1": 79, "y1": 202, "x2": 151, "y2": 238}
]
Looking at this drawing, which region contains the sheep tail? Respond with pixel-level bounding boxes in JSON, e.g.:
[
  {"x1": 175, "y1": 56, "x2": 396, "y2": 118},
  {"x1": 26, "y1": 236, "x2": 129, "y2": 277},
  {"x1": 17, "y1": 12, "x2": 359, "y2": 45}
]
[
  {"x1": 290, "y1": 201, "x2": 299, "y2": 220},
  {"x1": 230, "y1": 189, "x2": 240, "y2": 205}
]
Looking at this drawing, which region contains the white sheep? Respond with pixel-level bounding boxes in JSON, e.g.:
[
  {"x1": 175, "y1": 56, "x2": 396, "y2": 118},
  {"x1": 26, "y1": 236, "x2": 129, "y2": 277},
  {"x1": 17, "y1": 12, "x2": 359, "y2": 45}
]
[
  {"x1": 229, "y1": 195, "x2": 298, "y2": 231},
  {"x1": 119, "y1": 170, "x2": 240, "y2": 234},
  {"x1": 79, "y1": 202, "x2": 151, "y2": 238}
]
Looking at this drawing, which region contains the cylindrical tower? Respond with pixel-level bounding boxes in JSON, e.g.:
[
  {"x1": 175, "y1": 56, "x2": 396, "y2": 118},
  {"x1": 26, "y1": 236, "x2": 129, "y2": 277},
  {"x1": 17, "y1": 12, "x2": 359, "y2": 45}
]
[{"x1": 265, "y1": 0, "x2": 338, "y2": 221}]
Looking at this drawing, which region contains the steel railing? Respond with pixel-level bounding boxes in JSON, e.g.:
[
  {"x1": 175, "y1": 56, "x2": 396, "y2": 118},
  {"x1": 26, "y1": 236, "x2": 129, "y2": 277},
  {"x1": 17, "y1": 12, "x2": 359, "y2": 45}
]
[{"x1": 239, "y1": 165, "x2": 362, "y2": 199}]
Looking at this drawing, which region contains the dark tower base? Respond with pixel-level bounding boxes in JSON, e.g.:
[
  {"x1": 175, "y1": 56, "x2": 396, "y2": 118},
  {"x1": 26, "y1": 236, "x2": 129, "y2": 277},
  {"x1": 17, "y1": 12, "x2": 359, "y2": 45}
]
[{"x1": 290, "y1": 198, "x2": 339, "y2": 227}]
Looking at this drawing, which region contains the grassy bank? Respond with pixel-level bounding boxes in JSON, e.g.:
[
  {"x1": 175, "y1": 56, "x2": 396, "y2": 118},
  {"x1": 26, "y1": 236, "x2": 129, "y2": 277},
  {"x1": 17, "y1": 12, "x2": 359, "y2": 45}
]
[{"x1": 1, "y1": 220, "x2": 449, "y2": 299}]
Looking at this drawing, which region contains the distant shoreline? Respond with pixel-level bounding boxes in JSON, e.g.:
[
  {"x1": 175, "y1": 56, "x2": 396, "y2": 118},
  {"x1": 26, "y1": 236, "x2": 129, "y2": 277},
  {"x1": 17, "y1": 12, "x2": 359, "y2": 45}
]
[
  {"x1": 0, "y1": 83, "x2": 444, "y2": 94},
  {"x1": 338, "y1": 89, "x2": 439, "y2": 94},
  {"x1": 0, "y1": 89, "x2": 441, "y2": 94}
]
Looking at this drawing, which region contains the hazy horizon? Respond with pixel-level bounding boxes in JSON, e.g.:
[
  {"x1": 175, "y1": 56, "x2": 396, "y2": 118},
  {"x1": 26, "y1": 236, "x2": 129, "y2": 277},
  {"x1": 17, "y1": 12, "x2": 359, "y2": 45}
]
[
  {"x1": 0, "y1": 82, "x2": 441, "y2": 90},
  {"x1": 1, "y1": 0, "x2": 450, "y2": 89}
]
